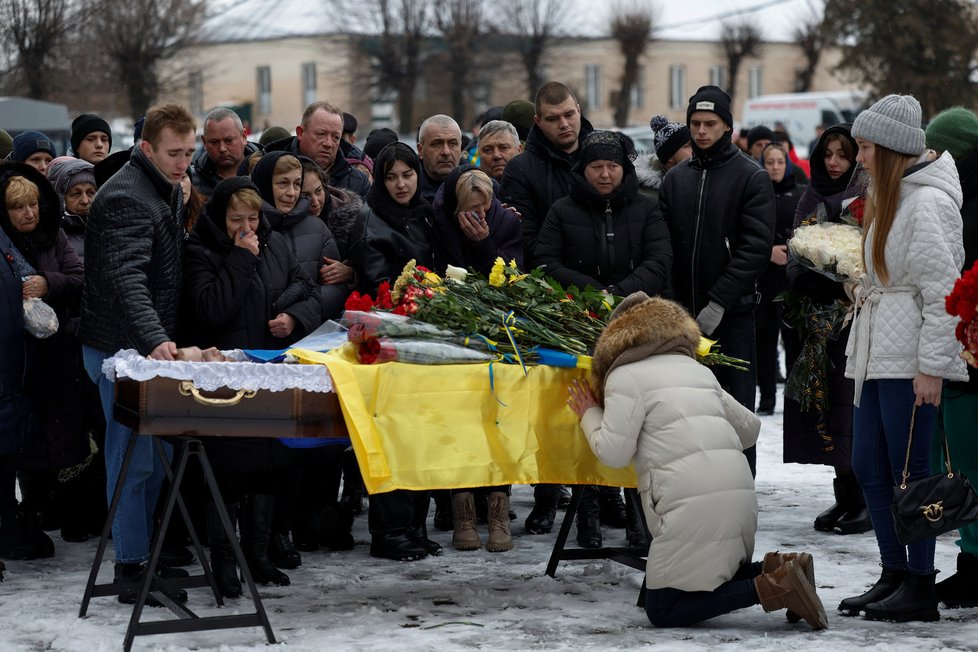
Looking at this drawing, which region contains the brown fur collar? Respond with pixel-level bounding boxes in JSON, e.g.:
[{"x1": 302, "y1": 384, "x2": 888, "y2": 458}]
[{"x1": 590, "y1": 296, "x2": 701, "y2": 401}]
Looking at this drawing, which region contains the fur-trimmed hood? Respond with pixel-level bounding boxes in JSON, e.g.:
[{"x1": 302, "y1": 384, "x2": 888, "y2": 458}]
[
  {"x1": 590, "y1": 293, "x2": 700, "y2": 400},
  {"x1": 633, "y1": 153, "x2": 665, "y2": 191}
]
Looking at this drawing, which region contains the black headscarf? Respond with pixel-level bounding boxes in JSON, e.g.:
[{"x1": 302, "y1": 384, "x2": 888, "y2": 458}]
[
  {"x1": 808, "y1": 123, "x2": 857, "y2": 198},
  {"x1": 196, "y1": 176, "x2": 271, "y2": 252},
  {"x1": 366, "y1": 142, "x2": 433, "y2": 227}
]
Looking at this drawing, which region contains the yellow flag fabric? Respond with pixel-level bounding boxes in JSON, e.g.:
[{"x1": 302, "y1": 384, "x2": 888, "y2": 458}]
[{"x1": 290, "y1": 344, "x2": 636, "y2": 495}]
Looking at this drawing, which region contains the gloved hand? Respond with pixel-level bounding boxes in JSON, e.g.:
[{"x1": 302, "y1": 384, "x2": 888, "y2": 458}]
[{"x1": 695, "y1": 301, "x2": 725, "y2": 337}]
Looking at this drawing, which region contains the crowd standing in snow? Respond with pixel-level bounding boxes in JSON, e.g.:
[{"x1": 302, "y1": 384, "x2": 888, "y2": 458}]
[{"x1": 1, "y1": 82, "x2": 976, "y2": 632}]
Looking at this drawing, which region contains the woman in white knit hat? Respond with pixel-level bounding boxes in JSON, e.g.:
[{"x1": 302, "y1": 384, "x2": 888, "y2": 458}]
[{"x1": 840, "y1": 94, "x2": 968, "y2": 622}]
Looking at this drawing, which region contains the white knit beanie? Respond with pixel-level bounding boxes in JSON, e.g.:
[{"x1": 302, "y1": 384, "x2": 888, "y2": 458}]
[{"x1": 851, "y1": 94, "x2": 926, "y2": 155}]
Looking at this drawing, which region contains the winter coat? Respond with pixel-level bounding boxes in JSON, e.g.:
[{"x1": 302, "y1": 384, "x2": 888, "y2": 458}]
[
  {"x1": 0, "y1": 228, "x2": 31, "y2": 456},
  {"x1": 80, "y1": 144, "x2": 185, "y2": 356},
  {"x1": 947, "y1": 142, "x2": 978, "y2": 393},
  {"x1": 60, "y1": 210, "x2": 86, "y2": 261},
  {"x1": 0, "y1": 162, "x2": 88, "y2": 469},
  {"x1": 348, "y1": 186, "x2": 435, "y2": 295},
  {"x1": 534, "y1": 167, "x2": 671, "y2": 297},
  {"x1": 321, "y1": 186, "x2": 363, "y2": 260},
  {"x1": 431, "y1": 164, "x2": 523, "y2": 275},
  {"x1": 190, "y1": 141, "x2": 262, "y2": 197},
  {"x1": 264, "y1": 136, "x2": 370, "y2": 199},
  {"x1": 500, "y1": 118, "x2": 595, "y2": 268},
  {"x1": 633, "y1": 153, "x2": 665, "y2": 203},
  {"x1": 845, "y1": 152, "x2": 968, "y2": 404},
  {"x1": 757, "y1": 174, "x2": 802, "y2": 304},
  {"x1": 419, "y1": 166, "x2": 444, "y2": 205},
  {"x1": 580, "y1": 296, "x2": 759, "y2": 592},
  {"x1": 658, "y1": 138, "x2": 776, "y2": 316}
]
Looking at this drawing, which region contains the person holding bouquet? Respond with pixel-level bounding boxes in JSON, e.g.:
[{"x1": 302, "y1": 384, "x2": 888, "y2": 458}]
[
  {"x1": 840, "y1": 95, "x2": 968, "y2": 622},
  {"x1": 782, "y1": 124, "x2": 872, "y2": 536}
]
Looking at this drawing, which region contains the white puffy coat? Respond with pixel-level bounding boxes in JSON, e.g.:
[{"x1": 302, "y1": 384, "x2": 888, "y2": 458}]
[
  {"x1": 581, "y1": 352, "x2": 760, "y2": 592},
  {"x1": 845, "y1": 152, "x2": 967, "y2": 405}
]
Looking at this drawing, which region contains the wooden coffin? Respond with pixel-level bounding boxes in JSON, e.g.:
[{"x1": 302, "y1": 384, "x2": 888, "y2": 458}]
[{"x1": 114, "y1": 378, "x2": 348, "y2": 439}]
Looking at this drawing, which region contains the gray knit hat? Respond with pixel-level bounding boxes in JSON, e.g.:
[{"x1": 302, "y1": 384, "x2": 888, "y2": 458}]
[
  {"x1": 47, "y1": 156, "x2": 96, "y2": 196},
  {"x1": 851, "y1": 94, "x2": 926, "y2": 155}
]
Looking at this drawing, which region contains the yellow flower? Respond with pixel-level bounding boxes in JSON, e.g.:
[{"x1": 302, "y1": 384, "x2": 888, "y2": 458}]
[
  {"x1": 508, "y1": 259, "x2": 519, "y2": 270},
  {"x1": 696, "y1": 336, "x2": 716, "y2": 359},
  {"x1": 423, "y1": 271, "x2": 442, "y2": 286},
  {"x1": 391, "y1": 259, "x2": 417, "y2": 303},
  {"x1": 508, "y1": 273, "x2": 529, "y2": 285},
  {"x1": 489, "y1": 258, "x2": 506, "y2": 287}
]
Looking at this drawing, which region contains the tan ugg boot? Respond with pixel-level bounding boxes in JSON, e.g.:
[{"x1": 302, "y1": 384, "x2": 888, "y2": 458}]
[
  {"x1": 761, "y1": 551, "x2": 816, "y2": 623},
  {"x1": 486, "y1": 492, "x2": 513, "y2": 552},
  {"x1": 754, "y1": 558, "x2": 829, "y2": 630},
  {"x1": 452, "y1": 492, "x2": 481, "y2": 550}
]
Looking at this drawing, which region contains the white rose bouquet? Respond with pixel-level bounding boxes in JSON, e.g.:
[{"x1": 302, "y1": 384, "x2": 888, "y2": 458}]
[{"x1": 788, "y1": 222, "x2": 864, "y2": 281}]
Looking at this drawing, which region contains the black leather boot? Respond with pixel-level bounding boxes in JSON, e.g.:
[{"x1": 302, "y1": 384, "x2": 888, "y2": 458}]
[
  {"x1": 576, "y1": 486, "x2": 602, "y2": 549},
  {"x1": 525, "y1": 484, "x2": 560, "y2": 534},
  {"x1": 833, "y1": 475, "x2": 872, "y2": 535},
  {"x1": 321, "y1": 502, "x2": 355, "y2": 551},
  {"x1": 269, "y1": 529, "x2": 302, "y2": 569},
  {"x1": 205, "y1": 501, "x2": 242, "y2": 598},
  {"x1": 408, "y1": 491, "x2": 441, "y2": 556},
  {"x1": 599, "y1": 487, "x2": 627, "y2": 528},
  {"x1": 838, "y1": 568, "x2": 905, "y2": 616},
  {"x1": 368, "y1": 490, "x2": 427, "y2": 561},
  {"x1": 937, "y1": 551, "x2": 978, "y2": 608},
  {"x1": 624, "y1": 488, "x2": 650, "y2": 548},
  {"x1": 814, "y1": 477, "x2": 849, "y2": 532},
  {"x1": 114, "y1": 561, "x2": 189, "y2": 606},
  {"x1": 241, "y1": 494, "x2": 290, "y2": 586},
  {"x1": 864, "y1": 572, "x2": 939, "y2": 622},
  {"x1": 432, "y1": 489, "x2": 453, "y2": 532}
]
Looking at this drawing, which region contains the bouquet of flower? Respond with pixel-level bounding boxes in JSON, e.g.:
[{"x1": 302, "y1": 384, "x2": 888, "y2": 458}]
[
  {"x1": 357, "y1": 337, "x2": 494, "y2": 365},
  {"x1": 788, "y1": 222, "x2": 864, "y2": 280},
  {"x1": 839, "y1": 166, "x2": 870, "y2": 227},
  {"x1": 946, "y1": 261, "x2": 978, "y2": 368}
]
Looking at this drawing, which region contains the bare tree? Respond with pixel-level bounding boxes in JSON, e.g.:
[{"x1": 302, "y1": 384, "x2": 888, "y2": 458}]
[
  {"x1": 0, "y1": 0, "x2": 70, "y2": 100},
  {"x1": 498, "y1": 0, "x2": 574, "y2": 98},
  {"x1": 86, "y1": 0, "x2": 208, "y2": 120},
  {"x1": 609, "y1": 1, "x2": 656, "y2": 127},
  {"x1": 718, "y1": 20, "x2": 763, "y2": 106},
  {"x1": 792, "y1": 2, "x2": 825, "y2": 92},
  {"x1": 434, "y1": 0, "x2": 484, "y2": 128}
]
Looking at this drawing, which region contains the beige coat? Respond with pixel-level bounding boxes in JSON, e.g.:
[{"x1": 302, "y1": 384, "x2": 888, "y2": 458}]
[{"x1": 581, "y1": 296, "x2": 761, "y2": 592}]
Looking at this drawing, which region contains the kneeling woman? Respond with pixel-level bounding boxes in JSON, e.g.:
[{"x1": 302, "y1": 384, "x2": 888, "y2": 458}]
[
  {"x1": 567, "y1": 293, "x2": 827, "y2": 630},
  {"x1": 182, "y1": 177, "x2": 321, "y2": 597}
]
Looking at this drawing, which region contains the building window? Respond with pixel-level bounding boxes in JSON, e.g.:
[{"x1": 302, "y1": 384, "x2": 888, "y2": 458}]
[
  {"x1": 257, "y1": 66, "x2": 272, "y2": 115},
  {"x1": 189, "y1": 71, "x2": 204, "y2": 116},
  {"x1": 629, "y1": 66, "x2": 645, "y2": 109},
  {"x1": 585, "y1": 64, "x2": 601, "y2": 110},
  {"x1": 709, "y1": 65, "x2": 726, "y2": 91},
  {"x1": 301, "y1": 62, "x2": 317, "y2": 107},
  {"x1": 669, "y1": 65, "x2": 686, "y2": 110},
  {"x1": 748, "y1": 65, "x2": 764, "y2": 99}
]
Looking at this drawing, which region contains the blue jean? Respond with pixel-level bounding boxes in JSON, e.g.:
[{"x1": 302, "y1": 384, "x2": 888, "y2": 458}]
[
  {"x1": 83, "y1": 346, "x2": 169, "y2": 564},
  {"x1": 710, "y1": 311, "x2": 758, "y2": 477},
  {"x1": 852, "y1": 379, "x2": 936, "y2": 574},
  {"x1": 645, "y1": 562, "x2": 761, "y2": 627}
]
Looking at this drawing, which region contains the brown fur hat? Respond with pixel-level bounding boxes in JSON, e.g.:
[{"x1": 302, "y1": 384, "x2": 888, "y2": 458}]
[{"x1": 590, "y1": 293, "x2": 701, "y2": 401}]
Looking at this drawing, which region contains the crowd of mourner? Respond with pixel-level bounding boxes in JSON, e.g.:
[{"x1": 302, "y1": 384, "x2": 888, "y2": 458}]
[{"x1": 2, "y1": 79, "x2": 978, "y2": 631}]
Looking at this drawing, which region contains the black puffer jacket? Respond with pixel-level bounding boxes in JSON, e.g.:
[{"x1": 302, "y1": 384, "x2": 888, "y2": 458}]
[
  {"x1": 191, "y1": 140, "x2": 262, "y2": 197},
  {"x1": 0, "y1": 228, "x2": 31, "y2": 456},
  {"x1": 500, "y1": 118, "x2": 595, "y2": 267},
  {"x1": 348, "y1": 202, "x2": 434, "y2": 295},
  {"x1": 182, "y1": 177, "x2": 321, "y2": 351},
  {"x1": 80, "y1": 145, "x2": 185, "y2": 355},
  {"x1": 534, "y1": 165, "x2": 671, "y2": 297},
  {"x1": 658, "y1": 136, "x2": 775, "y2": 315},
  {"x1": 265, "y1": 136, "x2": 370, "y2": 199},
  {"x1": 322, "y1": 186, "x2": 363, "y2": 259},
  {"x1": 757, "y1": 173, "x2": 802, "y2": 304}
]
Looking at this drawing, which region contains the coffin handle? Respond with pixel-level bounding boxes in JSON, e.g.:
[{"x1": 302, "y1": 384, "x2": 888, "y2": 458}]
[{"x1": 178, "y1": 381, "x2": 257, "y2": 407}]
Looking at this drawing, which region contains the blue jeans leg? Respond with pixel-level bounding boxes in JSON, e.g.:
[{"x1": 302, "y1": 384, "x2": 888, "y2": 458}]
[
  {"x1": 82, "y1": 346, "x2": 168, "y2": 564},
  {"x1": 851, "y1": 379, "x2": 936, "y2": 574},
  {"x1": 645, "y1": 562, "x2": 761, "y2": 627},
  {"x1": 710, "y1": 311, "x2": 758, "y2": 477}
]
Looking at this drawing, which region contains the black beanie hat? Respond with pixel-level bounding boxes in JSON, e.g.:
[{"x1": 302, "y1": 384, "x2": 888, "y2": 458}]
[
  {"x1": 649, "y1": 115, "x2": 691, "y2": 163},
  {"x1": 363, "y1": 128, "x2": 399, "y2": 161},
  {"x1": 686, "y1": 85, "x2": 733, "y2": 128},
  {"x1": 71, "y1": 114, "x2": 112, "y2": 156},
  {"x1": 747, "y1": 125, "x2": 776, "y2": 150},
  {"x1": 576, "y1": 131, "x2": 629, "y2": 170},
  {"x1": 342, "y1": 112, "x2": 358, "y2": 135}
]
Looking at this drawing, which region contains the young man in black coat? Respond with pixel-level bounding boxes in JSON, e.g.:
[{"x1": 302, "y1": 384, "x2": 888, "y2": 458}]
[{"x1": 657, "y1": 85, "x2": 775, "y2": 476}]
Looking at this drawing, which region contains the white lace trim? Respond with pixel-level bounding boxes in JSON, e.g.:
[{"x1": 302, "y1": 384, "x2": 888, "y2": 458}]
[{"x1": 103, "y1": 349, "x2": 334, "y2": 393}]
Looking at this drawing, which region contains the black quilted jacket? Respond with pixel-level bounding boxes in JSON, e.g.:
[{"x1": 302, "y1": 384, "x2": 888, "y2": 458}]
[{"x1": 80, "y1": 145, "x2": 185, "y2": 355}]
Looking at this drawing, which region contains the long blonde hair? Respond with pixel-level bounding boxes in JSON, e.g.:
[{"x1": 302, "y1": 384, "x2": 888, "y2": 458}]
[{"x1": 862, "y1": 145, "x2": 916, "y2": 285}]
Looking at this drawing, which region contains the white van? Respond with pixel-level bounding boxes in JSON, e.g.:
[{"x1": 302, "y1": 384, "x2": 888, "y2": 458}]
[{"x1": 740, "y1": 91, "x2": 868, "y2": 157}]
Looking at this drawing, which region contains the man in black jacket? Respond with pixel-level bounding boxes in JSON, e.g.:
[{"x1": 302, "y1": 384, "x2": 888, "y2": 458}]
[
  {"x1": 658, "y1": 85, "x2": 775, "y2": 476},
  {"x1": 266, "y1": 102, "x2": 370, "y2": 199},
  {"x1": 191, "y1": 107, "x2": 260, "y2": 197},
  {"x1": 80, "y1": 103, "x2": 197, "y2": 603},
  {"x1": 500, "y1": 82, "x2": 594, "y2": 269}
]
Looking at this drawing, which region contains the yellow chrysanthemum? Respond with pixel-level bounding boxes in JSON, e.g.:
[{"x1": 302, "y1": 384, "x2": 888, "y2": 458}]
[
  {"x1": 423, "y1": 271, "x2": 442, "y2": 286},
  {"x1": 391, "y1": 259, "x2": 417, "y2": 303},
  {"x1": 508, "y1": 259, "x2": 519, "y2": 270},
  {"x1": 489, "y1": 258, "x2": 506, "y2": 287}
]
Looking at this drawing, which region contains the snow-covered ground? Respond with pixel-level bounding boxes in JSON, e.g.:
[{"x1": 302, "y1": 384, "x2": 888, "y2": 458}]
[{"x1": 2, "y1": 394, "x2": 977, "y2": 652}]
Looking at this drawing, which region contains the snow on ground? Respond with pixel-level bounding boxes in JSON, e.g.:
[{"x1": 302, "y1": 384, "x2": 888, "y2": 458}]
[{"x1": 1, "y1": 393, "x2": 977, "y2": 652}]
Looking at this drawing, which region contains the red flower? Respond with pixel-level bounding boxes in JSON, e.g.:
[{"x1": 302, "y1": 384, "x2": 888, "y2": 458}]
[
  {"x1": 376, "y1": 281, "x2": 394, "y2": 309},
  {"x1": 344, "y1": 291, "x2": 375, "y2": 312},
  {"x1": 848, "y1": 198, "x2": 866, "y2": 226},
  {"x1": 358, "y1": 338, "x2": 380, "y2": 364}
]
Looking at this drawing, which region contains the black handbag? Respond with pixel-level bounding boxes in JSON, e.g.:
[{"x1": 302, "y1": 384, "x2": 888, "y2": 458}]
[{"x1": 891, "y1": 405, "x2": 978, "y2": 546}]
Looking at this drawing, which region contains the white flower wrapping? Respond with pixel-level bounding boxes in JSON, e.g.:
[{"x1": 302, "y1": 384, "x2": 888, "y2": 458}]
[{"x1": 788, "y1": 223, "x2": 864, "y2": 280}]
